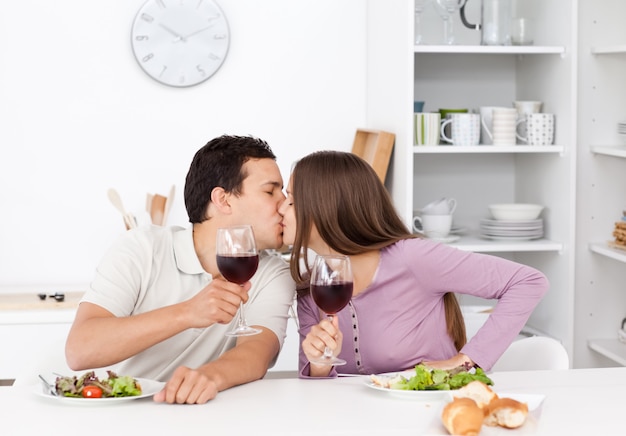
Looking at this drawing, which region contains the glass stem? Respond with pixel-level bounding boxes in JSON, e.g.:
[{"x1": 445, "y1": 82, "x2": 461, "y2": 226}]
[
  {"x1": 443, "y1": 15, "x2": 454, "y2": 45},
  {"x1": 414, "y1": 11, "x2": 423, "y2": 45},
  {"x1": 322, "y1": 314, "x2": 335, "y2": 359},
  {"x1": 237, "y1": 302, "x2": 247, "y2": 329}
]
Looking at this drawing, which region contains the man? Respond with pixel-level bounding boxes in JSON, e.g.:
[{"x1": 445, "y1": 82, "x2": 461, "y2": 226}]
[{"x1": 65, "y1": 135, "x2": 295, "y2": 404}]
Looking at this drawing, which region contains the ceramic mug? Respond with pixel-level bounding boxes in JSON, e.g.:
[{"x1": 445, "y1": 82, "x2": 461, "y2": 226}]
[
  {"x1": 513, "y1": 100, "x2": 543, "y2": 116},
  {"x1": 517, "y1": 113, "x2": 555, "y2": 145},
  {"x1": 415, "y1": 112, "x2": 441, "y2": 145},
  {"x1": 413, "y1": 214, "x2": 453, "y2": 238},
  {"x1": 479, "y1": 106, "x2": 501, "y2": 145},
  {"x1": 439, "y1": 109, "x2": 468, "y2": 142},
  {"x1": 481, "y1": 107, "x2": 519, "y2": 145},
  {"x1": 440, "y1": 113, "x2": 481, "y2": 146},
  {"x1": 420, "y1": 197, "x2": 457, "y2": 215},
  {"x1": 513, "y1": 101, "x2": 543, "y2": 142}
]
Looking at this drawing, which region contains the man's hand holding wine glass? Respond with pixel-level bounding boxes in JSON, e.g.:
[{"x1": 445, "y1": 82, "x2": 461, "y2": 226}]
[{"x1": 184, "y1": 278, "x2": 252, "y2": 327}]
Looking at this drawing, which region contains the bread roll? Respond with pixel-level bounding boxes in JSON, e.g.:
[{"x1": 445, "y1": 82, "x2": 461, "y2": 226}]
[
  {"x1": 451, "y1": 380, "x2": 498, "y2": 414},
  {"x1": 441, "y1": 398, "x2": 484, "y2": 436},
  {"x1": 484, "y1": 397, "x2": 529, "y2": 429}
]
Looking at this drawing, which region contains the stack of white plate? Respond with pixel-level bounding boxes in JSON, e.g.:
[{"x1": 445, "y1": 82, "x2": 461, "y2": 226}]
[
  {"x1": 480, "y1": 218, "x2": 543, "y2": 241},
  {"x1": 619, "y1": 121, "x2": 626, "y2": 144}
]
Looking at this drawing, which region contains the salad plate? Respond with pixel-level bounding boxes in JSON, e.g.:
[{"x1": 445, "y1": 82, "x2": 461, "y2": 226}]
[
  {"x1": 34, "y1": 377, "x2": 164, "y2": 405},
  {"x1": 364, "y1": 371, "x2": 453, "y2": 401},
  {"x1": 365, "y1": 379, "x2": 453, "y2": 401}
]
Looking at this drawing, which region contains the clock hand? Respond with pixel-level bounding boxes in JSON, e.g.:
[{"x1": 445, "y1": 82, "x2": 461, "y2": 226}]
[
  {"x1": 183, "y1": 23, "x2": 217, "y2": 40},
  {"x1": 159, "y1": 23, "x2": 186, "y2": 42}
]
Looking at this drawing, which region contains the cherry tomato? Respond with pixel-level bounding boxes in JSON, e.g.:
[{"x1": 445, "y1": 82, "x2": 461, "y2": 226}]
[{"x1": 82, "y1": 386, "x2": 103, "y2": 398}]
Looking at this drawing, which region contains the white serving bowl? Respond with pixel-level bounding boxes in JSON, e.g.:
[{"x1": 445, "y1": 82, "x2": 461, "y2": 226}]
[{"x1": 488, "y1": 203, "x2": 544, "y2": 220}]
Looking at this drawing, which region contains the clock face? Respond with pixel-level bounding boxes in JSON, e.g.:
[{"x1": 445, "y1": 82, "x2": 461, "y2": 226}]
[{"x1": 131, "y1": 0, "x2": 230, "y2": 88}]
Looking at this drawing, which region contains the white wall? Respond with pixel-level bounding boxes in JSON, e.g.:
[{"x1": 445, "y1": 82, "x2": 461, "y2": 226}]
[{"x1": 0, "y1": 0, "x2": 367, "y2": 290}]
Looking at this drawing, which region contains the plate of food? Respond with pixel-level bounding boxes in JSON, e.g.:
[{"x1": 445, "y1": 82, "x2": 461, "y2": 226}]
[
  {"x1": 365, "y1": 364, "x2": 494, "y2": 401},
  {"x1": 35, "y1": 370, "x2": 164, "y2": 404},
  {"x1": 436, "y1": 380, "x2": 546, "y2": 435}
]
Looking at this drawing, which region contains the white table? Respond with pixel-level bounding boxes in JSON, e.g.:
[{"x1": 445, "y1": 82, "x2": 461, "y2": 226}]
[{"x1": 2, "y1": 367, "x2": 626, "y2": 435}]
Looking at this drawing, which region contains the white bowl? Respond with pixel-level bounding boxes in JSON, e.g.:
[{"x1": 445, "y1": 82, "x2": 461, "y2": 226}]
[{"x1": 488, "y1": 203, "x2": 544, "y2": 220}]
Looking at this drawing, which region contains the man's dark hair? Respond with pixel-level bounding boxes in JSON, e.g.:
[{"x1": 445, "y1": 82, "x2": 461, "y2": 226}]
[{"x1": 184, "y1": 135, "x2": 276, "y2": 223}]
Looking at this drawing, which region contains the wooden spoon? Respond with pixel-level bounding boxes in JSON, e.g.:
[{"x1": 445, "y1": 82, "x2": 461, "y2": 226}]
[{"x1": 162, "y1": 185, "x2": 176, "y2": 225}]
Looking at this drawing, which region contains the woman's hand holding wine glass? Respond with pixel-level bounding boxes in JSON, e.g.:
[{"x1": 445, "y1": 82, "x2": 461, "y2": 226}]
[
  {"x1": 216, "y1": 225, "x2": 262, "y2": 337},
  {"x1": 307, "y1": 254, "x2": 353, "y2": 366}
]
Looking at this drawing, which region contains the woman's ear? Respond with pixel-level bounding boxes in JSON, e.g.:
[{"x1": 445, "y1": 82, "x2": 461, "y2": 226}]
[{"x1": 211, "y1": 187, "x2": 231, "y2": 214}]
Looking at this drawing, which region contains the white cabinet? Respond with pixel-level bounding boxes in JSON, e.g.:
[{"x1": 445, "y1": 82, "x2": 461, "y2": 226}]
[
  {"x1": 0, "y1": 312, "x2": 75, "y2": 385},
  {"x1": 577, "y1": 0, "x2": 626, "y2": 368},
  {"x1": 365, "y1": 0, "x2": 576, "y2": 358}
]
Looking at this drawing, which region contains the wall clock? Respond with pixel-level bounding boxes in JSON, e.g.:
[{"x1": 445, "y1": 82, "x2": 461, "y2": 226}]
[{"x1": 131, "y1": 0, "x2": 230, "y2": 88}]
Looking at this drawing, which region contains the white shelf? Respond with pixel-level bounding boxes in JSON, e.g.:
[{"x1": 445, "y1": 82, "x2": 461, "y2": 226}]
[
  {"x1": 448, "y1": 235, "x2": 563, "y2": 253},
  {"x1": 414, "y1": 45, "x2": 566, "y2": 55},
  {"x1": 413, "y1": 145, "x2": 564, "y2": 154},
  {"x1": 588, "y1": 338, "x2": 626, "y2": 366},
  {"x1": 591, "y1": 45, "x2": 626, "y2": 55},
  {"x1": 589, "y1": 242, "x2": 626, "y2": 263},
  {"x1": 590, "y1": 145, "x2": 626, "y2": 158}
]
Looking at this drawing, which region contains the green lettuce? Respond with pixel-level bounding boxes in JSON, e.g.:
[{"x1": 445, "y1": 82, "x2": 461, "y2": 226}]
[{"x1": 391, "y1": 364, "x2": 493, "y2": 391}]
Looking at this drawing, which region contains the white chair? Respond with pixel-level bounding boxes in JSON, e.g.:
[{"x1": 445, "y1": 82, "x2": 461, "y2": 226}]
[{"x1": 490, "y1": 336, "x2": 570, "y2": 372}]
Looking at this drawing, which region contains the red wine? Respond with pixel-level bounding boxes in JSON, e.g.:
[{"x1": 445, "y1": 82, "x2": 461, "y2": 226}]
[
  {"x1": 216, "y1": 254, "x2": 259, "y2": 284},
  {"x1": 311, "y1": 281, "x2": 353, "y2": 314}
]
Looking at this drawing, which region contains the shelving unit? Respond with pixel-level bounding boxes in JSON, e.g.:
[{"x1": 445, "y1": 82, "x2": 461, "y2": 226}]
[
  {"x1": 588, "y1": 339, "x2": 626, "y2": 367},
  {"x1": 590, "y1": 45, "x2": 626, "y2": 55},
  {"x1": 415, "y1": 45, "x2": 566, "y2": 55},
  {"x1": 576, "y1": 0, "x2": 626, "y2": 368},
  {"x1": 590, "y1": 145, "x2": 626, "y2": 158},
  {"x1": 414, "y1": 145, "x2": 564, "y2": 154},
  {"x1": 366, "y1": 0, "x2": 576, "y2": 357},
  {"x1": 589, "y1": 242, "x2": 626, "y2": 263},
  {"x1": 452, "y1": 236, "x2": 563, "y2": 254}
]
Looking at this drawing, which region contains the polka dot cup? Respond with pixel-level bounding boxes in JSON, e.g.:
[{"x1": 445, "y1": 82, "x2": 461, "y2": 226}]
[{"x1": 517, "y1": 113, "x2": 555, "y2": 146}]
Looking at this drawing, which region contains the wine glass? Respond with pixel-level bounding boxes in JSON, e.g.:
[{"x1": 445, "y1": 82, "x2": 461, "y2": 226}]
[
  {"x1": 216, "y1": 225, "x2": 262, "y2": 337},
  {"x1": 414, "y1": 0, "x2": 432, "y2": 45},
  {"x1": 434, "y1": 0, "x2": 466, "y2": 45},
  {"x1": 309, "y1": 254, "x2": 354, "y2": 366}
]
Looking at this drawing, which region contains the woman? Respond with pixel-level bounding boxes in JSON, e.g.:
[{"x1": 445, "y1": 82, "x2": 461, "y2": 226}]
[{"x1": 279, "y1": 150, "x2": 549, "y2": 378}]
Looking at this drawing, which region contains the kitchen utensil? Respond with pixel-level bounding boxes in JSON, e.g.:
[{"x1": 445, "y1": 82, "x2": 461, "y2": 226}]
[
  {"x1": 440, "y1": 113, "x2": 481, "y2": 146},
  {"x1": 413, "y1": 214, "x2": 453, "y2": 238},
  {"x1": 511, "y1": 17, "x2": 534, "y2": 45},
  {"x1": 460, "y1": 0, "x2": 512, "y2": 46},
  {"x1": 415, "y1": 112, "x2": 441, "y2": 145},
  {"x1": 150, "y1": 194, "x2": 167, "y2": 226},
  {"x1": 145, "y1": 193, "x2": 153, "y2": 214},
  {"x1": 434, "y1": 0, "x2": 467, "y2": 45},
  {"x1": 414, "y1": 1, "x2": 432, "y2": 45},
  {"x1": 37, "y1": 292, "x2": 65, "y2": 302},
  {"x1": 481, "y1": 107, "x2": 519, "y2": 145},
  {"x1": 420, "y1": 197, "x2": 457, "y2": 215},
  {"x1": 488, "y1": 203, "x2": 543, "y2": 220},
  {"x1": 38, "y1": 374, "x2": 57, "y2": 396},
  {"x1": 517, "y1": 113, "x2": 555, "y2": 146},
  {"x1": 107, "y1": 188, "x2": 137, "y2": 229},
  {"x1": 162, "y1": 185, "x2": 176, "y2": 225}
]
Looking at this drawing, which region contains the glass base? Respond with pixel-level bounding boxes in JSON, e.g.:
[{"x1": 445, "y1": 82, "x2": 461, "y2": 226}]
[
  {"x1": 309, "y1": 356, "x2": 347, "y2": 366},
  {"x1": 225, "y1": 326, "x2": 262, "y2": 337}
]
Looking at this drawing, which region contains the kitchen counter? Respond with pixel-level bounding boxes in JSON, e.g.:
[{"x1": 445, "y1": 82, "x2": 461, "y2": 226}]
[{"x1": 0, "y1": 290, "x2": 84, "y2": 324}]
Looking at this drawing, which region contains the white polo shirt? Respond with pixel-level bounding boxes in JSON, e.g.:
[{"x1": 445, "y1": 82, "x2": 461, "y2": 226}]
[{"x1": 82, "y1": 225, "x2": 295, "y2": 381}]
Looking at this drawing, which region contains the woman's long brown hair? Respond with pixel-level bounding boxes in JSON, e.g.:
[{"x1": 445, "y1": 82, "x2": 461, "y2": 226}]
[{"x1": 289, "y1": 151, "x2": 466, "y2": 351}]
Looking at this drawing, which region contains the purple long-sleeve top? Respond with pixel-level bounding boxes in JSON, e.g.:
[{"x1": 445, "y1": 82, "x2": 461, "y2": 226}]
[{"x1": 297, "y1": 238, "x2": 549, "y2": 378}]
